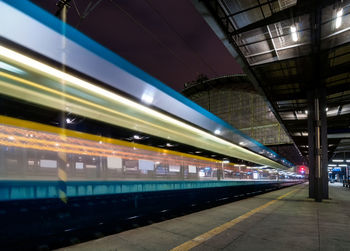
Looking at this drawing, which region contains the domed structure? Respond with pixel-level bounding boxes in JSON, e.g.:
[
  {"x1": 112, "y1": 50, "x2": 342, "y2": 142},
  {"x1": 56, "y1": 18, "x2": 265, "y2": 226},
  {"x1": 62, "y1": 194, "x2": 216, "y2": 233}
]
[{"x1": 182, "y1": 74, "x2": 291, "y2": 146}]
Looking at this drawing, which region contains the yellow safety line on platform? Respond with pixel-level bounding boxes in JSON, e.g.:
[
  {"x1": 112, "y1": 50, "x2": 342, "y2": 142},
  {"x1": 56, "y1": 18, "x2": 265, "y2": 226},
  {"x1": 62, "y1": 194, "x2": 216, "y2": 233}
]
[{"x1": 170, "y1": 186, "x2": 302, "y2": 251}]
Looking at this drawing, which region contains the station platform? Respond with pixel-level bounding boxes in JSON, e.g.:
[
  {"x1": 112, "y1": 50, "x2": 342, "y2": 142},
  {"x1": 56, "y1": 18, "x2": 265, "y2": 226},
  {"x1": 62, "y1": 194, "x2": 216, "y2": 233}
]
[{"x1": 58, "y1": 183, "x2": 350, "y2": 251}]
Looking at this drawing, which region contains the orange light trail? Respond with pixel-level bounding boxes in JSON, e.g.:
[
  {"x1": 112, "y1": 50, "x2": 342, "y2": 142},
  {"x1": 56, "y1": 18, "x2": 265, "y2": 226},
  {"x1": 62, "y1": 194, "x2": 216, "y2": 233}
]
[{"x1": 0, "y1": 123, "x2": 238, "y2": 170}]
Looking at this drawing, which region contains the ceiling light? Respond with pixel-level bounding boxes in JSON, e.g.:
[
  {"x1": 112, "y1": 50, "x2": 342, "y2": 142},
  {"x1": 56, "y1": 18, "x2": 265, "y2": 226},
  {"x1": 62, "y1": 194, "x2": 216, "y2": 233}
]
[
  {"x1": 222, "y1": 160, "x2": 230, "y2": 164},
  {"x1": 339, "y1": 164, "x2": 347, "y2": 167},
  {"x1": 166, "y1": 143, "x2": 173, "y2": 147},
  {"x1": 290, "y1": 25, "x2": 298, "y2": 42},
  {"x1": 328, "y1": 164, "x2": 336, "y2": 166},
  {"x1": 336, "y1": 8, "x2": 343, "y2": 29},
  {"x1": 332, "y1": 159, "x2": 344, "y2": 162}
]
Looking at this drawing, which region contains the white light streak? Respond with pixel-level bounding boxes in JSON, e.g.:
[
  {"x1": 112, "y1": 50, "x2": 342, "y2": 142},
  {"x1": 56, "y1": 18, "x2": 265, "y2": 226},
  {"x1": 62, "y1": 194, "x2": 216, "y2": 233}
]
[
  {"x1": 336, "y1": 9, "x2": 343, "y2": 29},
  {"x1": 290, "y1": 25, "x2": 298, "y2": 42}
]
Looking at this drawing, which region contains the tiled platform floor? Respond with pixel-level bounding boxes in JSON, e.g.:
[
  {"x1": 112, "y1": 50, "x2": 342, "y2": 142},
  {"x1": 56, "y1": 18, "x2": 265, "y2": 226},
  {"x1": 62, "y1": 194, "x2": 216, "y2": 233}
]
[{"x1": 59, "y1": 182, "x2": 350, "y2": 251}]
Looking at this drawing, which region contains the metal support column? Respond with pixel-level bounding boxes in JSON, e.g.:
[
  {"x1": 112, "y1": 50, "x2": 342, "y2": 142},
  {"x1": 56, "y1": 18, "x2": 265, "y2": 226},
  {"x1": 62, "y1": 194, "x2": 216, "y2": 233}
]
[
  {"x1": 307, "y1": 88, "x2": 328, "y2": 201},
  {"x1": 319, "y1": 89, "x2": 329, "y2": 199},
  {"x1": 307, "y1": 91, "x2": 315, "y2": 199},
  {"x1": 314, "y1": 97, "x2": 322, "y2": 202}
]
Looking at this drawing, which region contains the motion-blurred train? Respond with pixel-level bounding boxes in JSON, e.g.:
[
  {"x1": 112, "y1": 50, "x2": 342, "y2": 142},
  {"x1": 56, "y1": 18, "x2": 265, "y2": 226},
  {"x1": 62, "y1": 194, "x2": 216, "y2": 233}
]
[{"x1": 0, "y1": 2, "x2": 305, "y2": 249}]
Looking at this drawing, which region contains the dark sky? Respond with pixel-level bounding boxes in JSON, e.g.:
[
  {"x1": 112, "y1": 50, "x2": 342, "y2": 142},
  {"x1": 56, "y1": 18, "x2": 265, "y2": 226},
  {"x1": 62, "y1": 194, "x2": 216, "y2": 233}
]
[{"x1": 31, "y1": 0, "x2": 242, "y2": 91}]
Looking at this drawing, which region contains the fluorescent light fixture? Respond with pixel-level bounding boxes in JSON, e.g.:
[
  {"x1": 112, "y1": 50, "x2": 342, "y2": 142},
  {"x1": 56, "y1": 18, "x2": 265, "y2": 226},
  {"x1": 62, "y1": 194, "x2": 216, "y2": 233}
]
[
  {"x1": 339, "y1": 164, "x2": 347, "y2": 167},
  {"x1": 290, "y1": 25, "x2": 298, "y2": 42},
  {"x1": 239, "y1": 142, "x2": 245, "y2": 146},
  {"x1": 66, "y1": 117, "x2": 73, "y2": 124},
  {"x1": 0, "y1": 61, "x2": 25, "y2": 75},
  {"x1": 333, "y1": 159, "x2": 344, "y2": 162},
  {"x1": 141, "y1": 93, "x2": 153, "y2": 104},
  {"x1": 328, "y1": 164, "x2": 336, "y2": 166},
  {"x1": 214, "y1": 129, "x2": 221, "y2": 135},
  {"x1": 166, "y1": 143, "x2": 173, "y2": 147},
  {"x1": 336, "y1": 8, "x2": 343, "y2": 29},
  {"x1": 346, "y1": 160, "x2": 350, "y2": 163},
  {"x1": 222, "y1": 160, "x2": 230, "y2": 164}
]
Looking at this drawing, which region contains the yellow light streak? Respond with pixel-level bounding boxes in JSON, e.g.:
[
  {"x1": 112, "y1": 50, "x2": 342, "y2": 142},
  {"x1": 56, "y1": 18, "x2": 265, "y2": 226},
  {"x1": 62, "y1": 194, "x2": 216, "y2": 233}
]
[
  {"x1": 0, "y1": 45, "x2": 288, "y2": 169},
  {"x1": 0, "y1": 122, "x2": 227, "y2": 169}
]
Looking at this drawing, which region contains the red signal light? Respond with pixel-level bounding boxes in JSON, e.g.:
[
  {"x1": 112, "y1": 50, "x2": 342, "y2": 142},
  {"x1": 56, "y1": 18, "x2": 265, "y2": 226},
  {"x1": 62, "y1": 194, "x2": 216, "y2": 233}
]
[{"x1": 299, "y1": 165, "x2": 306, "y2": 174}]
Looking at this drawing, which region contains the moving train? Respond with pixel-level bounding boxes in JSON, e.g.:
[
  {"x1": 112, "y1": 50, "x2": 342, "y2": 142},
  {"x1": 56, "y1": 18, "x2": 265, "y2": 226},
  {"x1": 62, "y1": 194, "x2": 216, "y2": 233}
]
[
  {"x1": 0, "y1": 114, "x2": 288, "y2": 182},
  {"x1": 0, "y1": 2, "x2": 304, "y2": 249}
]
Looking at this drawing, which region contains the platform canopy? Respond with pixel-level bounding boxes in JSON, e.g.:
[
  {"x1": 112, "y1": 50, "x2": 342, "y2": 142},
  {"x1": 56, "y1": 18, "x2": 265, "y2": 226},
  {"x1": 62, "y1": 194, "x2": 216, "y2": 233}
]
[{"x1": 195, "y1": 0, "x2": 350, "y2": 163}]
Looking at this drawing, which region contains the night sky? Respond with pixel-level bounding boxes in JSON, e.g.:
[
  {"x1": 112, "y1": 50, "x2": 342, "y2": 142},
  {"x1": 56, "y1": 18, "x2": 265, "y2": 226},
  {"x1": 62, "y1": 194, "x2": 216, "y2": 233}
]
[{"x1": 31, "y1": 0, "x2": 242, "y2": 91}]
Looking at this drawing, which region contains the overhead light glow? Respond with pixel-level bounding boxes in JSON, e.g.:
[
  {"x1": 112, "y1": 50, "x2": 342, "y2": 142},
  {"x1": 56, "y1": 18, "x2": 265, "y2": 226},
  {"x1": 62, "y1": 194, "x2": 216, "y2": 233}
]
[
  {"x1": 336, "y1": 8, "x2": 343, "y2": 29},
  {"x1": 339, "y1": 164, "x2": 347, "y2": 167},
  {"x1": 328, "y1": 164, "x2": 337, "y2": 166},
  {"x1": 290, "y1": 25, "x2": 298, "y2": 42},
  {"x1": 214, "y1": 129, "x2": 221, "y2": 135},
  {"x1": 346, "y1": 160, "x2": 350, "y2": 163},
  {"x1": 222, "y1": 160, "x2": 230, "y2": 164},
  {"x1": 332, "y1": 159, "x2": 344, "y2": 162},
  {"x1": 141, "y1": 93, "x2": 153, "y2": 104}
]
